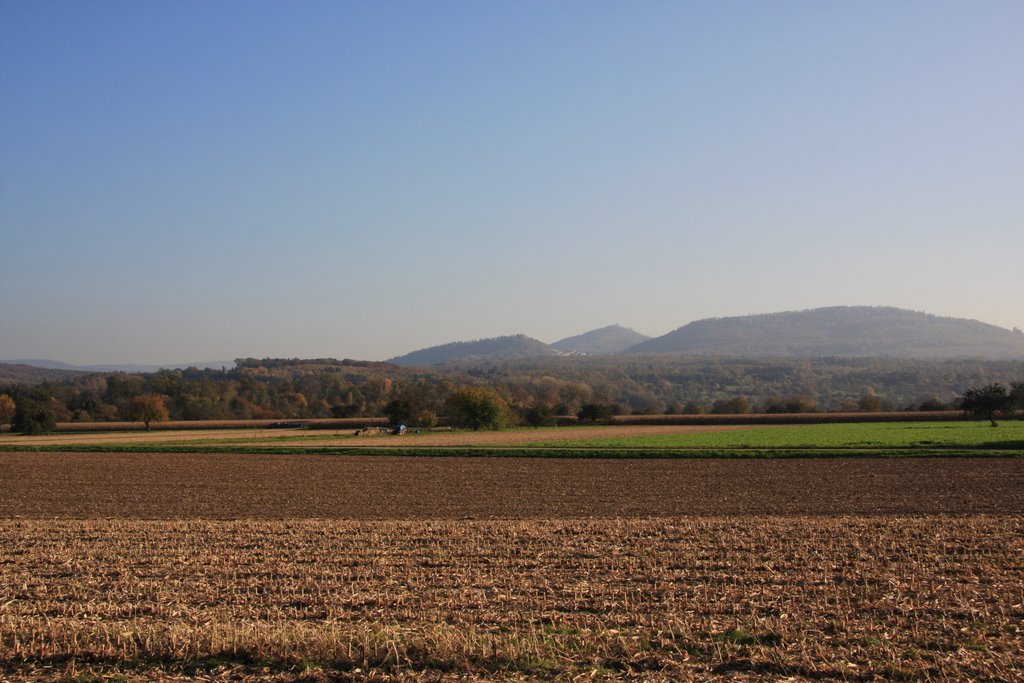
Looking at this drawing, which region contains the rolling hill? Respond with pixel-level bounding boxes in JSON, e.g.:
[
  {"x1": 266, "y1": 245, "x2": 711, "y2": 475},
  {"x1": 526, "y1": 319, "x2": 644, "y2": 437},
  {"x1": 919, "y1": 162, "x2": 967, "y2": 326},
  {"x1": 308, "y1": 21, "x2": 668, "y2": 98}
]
[
  {"x1": 624, "y1": 307, "x2": 1024, "y2": 359},
  {"x1": 0, "y1": 359, "x2": 234, "y2": 373},
  {"x1": 0, "y1": 363, "x2": 89, "y2": 385},
  {"x1": 388, "y1": 334, "x2": 558, "y2": 366},
  {"x1": 551, "y1": 325, "x2": 651, "y2": 354}
]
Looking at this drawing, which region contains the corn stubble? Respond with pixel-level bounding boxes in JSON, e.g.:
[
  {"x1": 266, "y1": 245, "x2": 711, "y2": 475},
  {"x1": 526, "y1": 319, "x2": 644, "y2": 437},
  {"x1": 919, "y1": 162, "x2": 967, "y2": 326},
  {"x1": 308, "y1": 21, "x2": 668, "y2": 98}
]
[{"x1": 1, "y1": 517, "x2": 1021, "y2": 681}]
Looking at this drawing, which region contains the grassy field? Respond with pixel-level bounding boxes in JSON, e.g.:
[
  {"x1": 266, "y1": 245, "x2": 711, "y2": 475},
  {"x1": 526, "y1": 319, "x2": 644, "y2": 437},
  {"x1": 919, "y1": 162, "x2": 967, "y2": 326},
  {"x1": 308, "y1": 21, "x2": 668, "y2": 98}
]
[
  {"x1": 1, "y1": 420, "x2": 1022, "y2": 457},
  {"x1": 522, "y1": 420, "x2": 1024, "y2": 450}
]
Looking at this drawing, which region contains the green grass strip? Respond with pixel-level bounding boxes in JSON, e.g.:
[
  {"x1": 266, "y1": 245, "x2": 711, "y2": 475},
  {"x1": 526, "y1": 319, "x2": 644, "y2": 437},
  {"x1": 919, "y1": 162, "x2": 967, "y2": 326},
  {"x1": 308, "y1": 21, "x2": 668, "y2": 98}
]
[{"x1": 519, "y1": 421, "x2": 1024, "y2": 450}]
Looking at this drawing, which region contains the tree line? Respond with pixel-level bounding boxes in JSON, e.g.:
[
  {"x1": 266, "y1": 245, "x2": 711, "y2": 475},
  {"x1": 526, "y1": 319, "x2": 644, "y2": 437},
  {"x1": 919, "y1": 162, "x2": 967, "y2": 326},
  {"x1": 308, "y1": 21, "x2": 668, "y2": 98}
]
[{"x1": 1, "y1": 356, "x2": 1022, "y2": 433}]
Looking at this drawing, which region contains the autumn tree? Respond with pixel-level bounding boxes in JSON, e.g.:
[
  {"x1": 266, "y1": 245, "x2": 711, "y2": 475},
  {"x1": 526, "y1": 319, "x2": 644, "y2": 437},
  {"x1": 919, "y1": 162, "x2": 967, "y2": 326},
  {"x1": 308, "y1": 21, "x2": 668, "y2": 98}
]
[
  {"x1": 0, "y1": 394, "x2": 14, "y2": 427},
  {"x1": 129, "y1": 394, "x2": 170, "y2": 430}
]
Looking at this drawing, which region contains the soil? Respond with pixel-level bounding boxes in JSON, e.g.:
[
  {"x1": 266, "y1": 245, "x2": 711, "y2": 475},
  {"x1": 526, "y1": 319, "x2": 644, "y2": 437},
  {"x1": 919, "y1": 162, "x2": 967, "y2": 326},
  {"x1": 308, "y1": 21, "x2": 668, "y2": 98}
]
[{"x1": 1, "y1": 452, "x2": 1020, "y2": 518}]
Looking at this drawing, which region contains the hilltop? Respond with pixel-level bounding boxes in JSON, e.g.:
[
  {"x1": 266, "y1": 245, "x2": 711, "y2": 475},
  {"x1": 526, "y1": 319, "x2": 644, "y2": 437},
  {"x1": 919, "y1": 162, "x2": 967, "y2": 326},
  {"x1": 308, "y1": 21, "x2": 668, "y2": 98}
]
[
  {"x1": 388, "y1": 334, "x2": 558, "y2": 367},
  {"x1": 8, "y1": 308, "x2": 1022, "y2": 381},
  {"x1": 624, "y1": 307, "x2": 1024, "y2": 359},
  {"x1": 552, "y1": 325, "x2": 651, "y2": 355},
  {"x1": 382, "y1": 307, "x2": 1024, "y2": 366}
]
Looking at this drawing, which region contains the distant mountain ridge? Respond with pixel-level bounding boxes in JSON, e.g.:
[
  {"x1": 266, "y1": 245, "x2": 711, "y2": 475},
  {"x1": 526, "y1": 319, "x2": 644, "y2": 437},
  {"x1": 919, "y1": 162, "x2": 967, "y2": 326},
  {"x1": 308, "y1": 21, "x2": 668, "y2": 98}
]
[
  {"x1": 390, "y1": 325, "x2": 651, "y2": 366},
  {"x1": 0, "y1": 363, "x2": 89, "y2": 385},
  {"x1": 0, "y1": 359, "x2": 235, "y2": 373},
  {"x1": 552, "y1": 325, "x2": 651, "y2": 354},
  {"x1": 624, "y1": 307, "x2": 1024, "y2": 359},
  {"x1": 388, "y1": 308, "x2": 1024, "y2": 365},
  {"x1": 6, "y1": 308, "x2": 1022, "y2": 375},
  {"x1": 388, "y1": 334, "x2": 558, "y2": 366}
]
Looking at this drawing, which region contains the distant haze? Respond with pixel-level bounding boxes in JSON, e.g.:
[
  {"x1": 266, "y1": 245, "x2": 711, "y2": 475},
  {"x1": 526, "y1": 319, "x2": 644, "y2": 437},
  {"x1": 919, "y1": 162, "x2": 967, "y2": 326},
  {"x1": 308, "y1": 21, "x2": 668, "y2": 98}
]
[{"x1": 1, "y1": 3, "x2": 1022, "y2": 364}]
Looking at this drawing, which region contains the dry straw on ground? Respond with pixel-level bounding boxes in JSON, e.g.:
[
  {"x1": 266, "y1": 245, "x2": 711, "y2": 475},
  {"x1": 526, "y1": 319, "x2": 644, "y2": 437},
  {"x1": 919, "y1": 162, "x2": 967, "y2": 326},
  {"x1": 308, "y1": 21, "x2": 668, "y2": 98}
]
[
  {"x1": 1, "y1": 517, "x2": 1021, "y2": 681},
  {"x1": 2, "y1": 451, "x2": 1022, "y2": 681}
]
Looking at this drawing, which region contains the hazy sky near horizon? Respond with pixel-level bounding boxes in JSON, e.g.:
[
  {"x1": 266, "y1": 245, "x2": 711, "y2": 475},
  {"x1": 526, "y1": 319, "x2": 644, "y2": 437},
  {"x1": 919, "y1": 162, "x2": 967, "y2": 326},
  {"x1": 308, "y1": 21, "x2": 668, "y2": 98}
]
[{"x1": 2, "y1": 1, "x2": 1022, "y2": 364}]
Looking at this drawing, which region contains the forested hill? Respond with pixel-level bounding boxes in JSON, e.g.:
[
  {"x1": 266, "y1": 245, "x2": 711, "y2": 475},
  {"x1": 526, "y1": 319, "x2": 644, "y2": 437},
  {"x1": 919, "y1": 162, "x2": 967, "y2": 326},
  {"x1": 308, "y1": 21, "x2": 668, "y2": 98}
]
[
  {"x1": 552, "y1": 325, "x2": 651, "y2": 354},
  {"x1": 0, "y1": 359, "x2": 234, "y2": 373},
  {"x1": 388, "y1": 334, "x2": 558, "y2": 367},
  {"x1": 0, "y1": 363, "x2": 87, "y2": 386},
  {"x1": 625, "y1": 307, "x2": 1024, "y2": 359}
]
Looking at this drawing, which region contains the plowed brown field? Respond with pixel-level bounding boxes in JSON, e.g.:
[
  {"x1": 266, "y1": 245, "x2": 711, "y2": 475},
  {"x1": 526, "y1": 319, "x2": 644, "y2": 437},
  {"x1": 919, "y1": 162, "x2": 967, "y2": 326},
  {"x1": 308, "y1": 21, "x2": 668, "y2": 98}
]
[{"x1": 1, "y1": 452, "x2": 1022, "y2": 518}]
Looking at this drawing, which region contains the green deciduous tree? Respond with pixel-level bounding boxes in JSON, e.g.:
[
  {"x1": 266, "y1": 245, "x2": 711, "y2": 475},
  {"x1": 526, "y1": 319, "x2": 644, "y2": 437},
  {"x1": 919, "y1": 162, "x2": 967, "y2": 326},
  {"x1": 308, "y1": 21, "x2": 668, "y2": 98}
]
[
  {"x1": 682, "y1": 400, "x2": 709, "y2": 415},
  {"x1": 918, "y1": 397, "x2": 949, "y2": 411},
  {"x1": 711, "y1": 396, "x2": 751, "y2": 415},
  {"x1": 523, "y1": 404, "x2": 557, "y2": 428},
  {"x1": 444, "y1": 387, "x2": 510, "y2": 431},
  {"x1": 763, "y1": 395, "x2": 818, "y2": 413},
  {"x1": 960, "y1": 383, "x2": 1012, "y2": 427},
  {"x1": 576, "y1": 403, "x2": 614, "y2": 423},
  {"x1": 1010, "y1": 382, "x2": 1024, "y2": 416},
  {"x1": 12, "y1": 397, "x2": 58, "y2": 435},
  {"x1": 384, "y1": 398, "x2": 417, "y2": 426},
  {"x1": 383, "y1": 381, "x2": 442, "y2": 427}
]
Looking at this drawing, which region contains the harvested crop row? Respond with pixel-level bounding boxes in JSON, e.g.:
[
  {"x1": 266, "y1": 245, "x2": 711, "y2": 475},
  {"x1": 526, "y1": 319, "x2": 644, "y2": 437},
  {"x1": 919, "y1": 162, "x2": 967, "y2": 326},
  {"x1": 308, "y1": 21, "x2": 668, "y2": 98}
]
[{"x1": 1, "y1": 517, "x2": 1021, "y2": 681}]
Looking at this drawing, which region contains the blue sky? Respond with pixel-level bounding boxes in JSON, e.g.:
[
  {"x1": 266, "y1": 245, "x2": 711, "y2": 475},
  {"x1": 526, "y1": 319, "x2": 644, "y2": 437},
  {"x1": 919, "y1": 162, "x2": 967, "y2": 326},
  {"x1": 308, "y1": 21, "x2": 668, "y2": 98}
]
[{"x1": 2, "y1": 1, "x2": 1022, "y2": 364}]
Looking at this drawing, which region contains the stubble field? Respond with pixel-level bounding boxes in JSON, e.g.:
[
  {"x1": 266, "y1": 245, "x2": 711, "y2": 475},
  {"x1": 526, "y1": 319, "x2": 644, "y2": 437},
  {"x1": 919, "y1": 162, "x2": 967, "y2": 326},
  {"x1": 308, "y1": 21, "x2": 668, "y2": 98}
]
[
  {"x1": 1, "y1": 433, "x2": 1023, "y2": 681},
  {"x1": 2, "y1": 516, "x2": 1022, "y2": 682}
]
